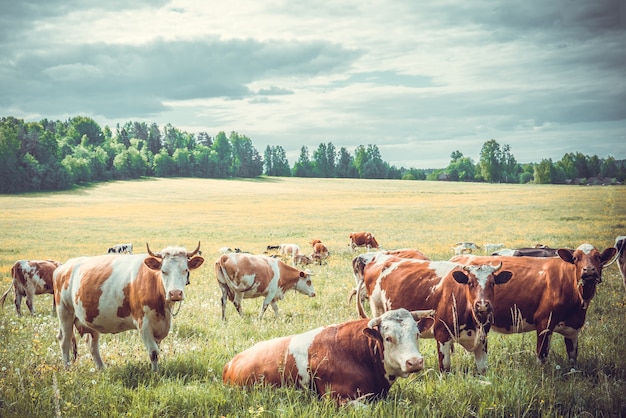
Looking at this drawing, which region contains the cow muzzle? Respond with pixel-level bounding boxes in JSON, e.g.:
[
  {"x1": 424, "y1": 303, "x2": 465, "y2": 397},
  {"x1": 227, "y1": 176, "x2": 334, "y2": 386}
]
[
  {"x1": 474, "y1": 300, "x2": 492, "y2": 322},
  {"x1": 581, "y1": 266, "x2": 601, "y2": 283},
  {"x1": 168, "y1": 289, "x2": 184, "y2": 302},
  {"x1": 404, "y1": 356, "x2": 424, "y2": 373}
]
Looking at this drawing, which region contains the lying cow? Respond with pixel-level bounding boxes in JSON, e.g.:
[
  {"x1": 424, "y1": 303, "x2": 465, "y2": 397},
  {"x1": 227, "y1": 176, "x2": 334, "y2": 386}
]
[
  {"x1": 222, "y1": 308, "x2": 434, "y2": 404},
  {"x1": 452, "y1": 242, "x2": 480, "y2": 255},
  {"x1": 484, "y1": 243, "x2": 505, "y2": 254},
  {"x1": 452, "y1": 243, "x2": 616, "y2": 366},
  {"x1": 614, "y1": 235, "x2": 626, "y2": 290},
  {"x1": 491, "y1": 247, "x2": 561, "y2": 257},
  {"x1": 293, "y1": 254, "x2": 313, "y2": 266},
  {"x1": 356, "y1": 256, "x2": 512, "y2": 373},
  {"x1": 215, "y1": 253, "x2": 316, "y2": 320},
  {"x1": 349, "y1": 231, "x2": 380, "y2": 251},
  {"x1": 0, "y1": 259, "x2": 62, "y2": 316},
  {"x1": 107, "y1": 243, "x2": 133, "y2": 254},
  {"x1": 54, "y1": 242, "x2": 204, "y2": 371}
]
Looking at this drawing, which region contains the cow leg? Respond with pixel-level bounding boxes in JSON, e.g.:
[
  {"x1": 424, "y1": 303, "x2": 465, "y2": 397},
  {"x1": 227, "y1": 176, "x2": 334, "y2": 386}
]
[
  {"x1": 56, "y1": 306, "x2": 76, "y2": 368},
  {"x1": 219, "y1": 285, "x2": 228, "y2": 321},
  {"x1": 270, "y1": 301, "x2": 280, "y2": 316},
  {"x1": 536, "y1": 328, "x2": 553, "y2": 363},
  {"x1": 86, "y1": 332, "x2": 104, "y2": 370},
  {"x1": 25, "y1": 288, "x2": 35, "y2": 315},
  {"x1": 437, "y1": 340, "x2": 452, "y2": 372},
  {"x1": 564, "y1": 335, "x2": 579, "y2": 366},
  {"x1": 472, "y1": 340, "x2": 488, "y2": 374},
  {"x1": 14, "y1": 290, "x2": 23, "y2": 316},
  {"x1": 139, "y1": 324, "x2": 160, "y2": 372}
]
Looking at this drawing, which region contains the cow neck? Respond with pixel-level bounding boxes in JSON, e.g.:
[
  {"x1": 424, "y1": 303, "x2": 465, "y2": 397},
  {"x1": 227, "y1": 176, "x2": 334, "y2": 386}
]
[{"x1": 366, "y1": 332, "x2": 393, "y2": 388}]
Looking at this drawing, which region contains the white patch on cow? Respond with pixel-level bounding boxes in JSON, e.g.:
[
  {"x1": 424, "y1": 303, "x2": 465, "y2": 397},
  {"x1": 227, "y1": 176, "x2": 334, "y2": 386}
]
[
  {"x1": 439, "y1": 340, "x2": 452, "y2": 371},
  {"x1": 577, "y1": 243, "x2": 594, "y2": 254},
  {"x1": 287, "y1": 326, "x2": 325, "y2": 388},
  {"x1": 554, "y1": 322, "x2": 580, "y2": 339},
  {"x1": 465, "y1": 264, "x2": 498, "y2": 290}
]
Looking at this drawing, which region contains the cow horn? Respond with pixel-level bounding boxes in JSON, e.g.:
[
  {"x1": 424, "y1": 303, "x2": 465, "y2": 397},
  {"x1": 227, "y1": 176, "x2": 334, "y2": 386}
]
[
  {"x1": 492, "y1": 262, "x2": 502, "y2": 272},
  {"x1": 146, "y1": 242, "x2": 161, "y2": 258},
  {"x1": 186, "y1": 241, "x2": 201, "y2": 258}
]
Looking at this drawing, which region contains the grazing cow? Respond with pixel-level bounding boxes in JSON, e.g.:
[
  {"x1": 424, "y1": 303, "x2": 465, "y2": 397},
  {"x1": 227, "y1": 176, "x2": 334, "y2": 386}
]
[
  {"x1": 451, "y1": 243, "x2": 617, "y2": 366},
  {"x1": 452, "y1": 242, "x2": 480, "y2": 255},
  {"x1": 0, "y1": 259, "x2": 62, "y2": 316},
  {"x1": 54, "y1": 242, "x2": 204, "y2": 371},
  {"x1": 215, "y1": 253, "x2": 316, "y2": 320},
  {"x1": 349, "y1": 249, "x2": 430, "y2": 303},
  {"x1": 107, "y1": 243, "x2": 133, "y2": 254},
  {"x1": 293, "y1": 254, "x2": 313, "y2": 266},
  {"x1": 222, "y1": 308, "x2": 434, "y2": 403},
  {"x1": 349, "y1": 232, "x2": 380, "y2": 251},
  {"x1": 356, "y1": 257, "x2": 513, "y2": 373},
  {"x1": 614, "y1": 236, "x2": 626, "y2": 290},
  {"x1": 484, "y1": 243, "x2": 505, "y2": 254},
  {"x1": 311, "y1": 241, "x2": 329, "y2": 265}
]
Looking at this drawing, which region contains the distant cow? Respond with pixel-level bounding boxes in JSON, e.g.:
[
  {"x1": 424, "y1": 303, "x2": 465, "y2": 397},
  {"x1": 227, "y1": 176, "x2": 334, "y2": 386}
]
[
  {"x1": 293, "y1": 254, "x2": 313, "y2": 266},
  {"x1": 356, "y1": 257, "x2": 512, "y2": 373},
  {"x1": 107, "y1": 243, "x2": 133, "y2": 254},
  {"x1": 223, "y1": 308, "x2": 434, "y2": 403},
  {"x1": 0, "y1": 259, "x2": 62, "y2": 316},
  {"x1": 484, "y1": 243, "x2": 505, "y2": 254},
  {"x1": 349, "y1": 232, "x2": 380, "y2": 251},
  {"x1": 215, "y1": 253, "x2": 316, "y2": 320},
  {"x1": 614, "y1": 236, "x2": 626, "y2": 290},
  {"x1": 452, "y1": 242, "x2": 480, "y2": 255},
  {"x1": 452, "y1": 243, "x2": 616, "y2": 366},
  {"x1": 491, "y1": 247, "x2": 561, "y2": 257},
  {"x1": 311, "y1": 240, "x2": 329, "y2": 265},
  {"x1": 278, "y1": 243, "x2": 301, "y2": 265},
  {"x1": 54, "y1": 242, "x2": 204, "y2": 371}
]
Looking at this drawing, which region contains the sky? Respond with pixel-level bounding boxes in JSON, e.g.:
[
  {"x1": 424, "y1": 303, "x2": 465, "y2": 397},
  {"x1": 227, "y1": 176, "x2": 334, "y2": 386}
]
[{"x1": 1, "y1": 0, "x2": 625, "y2": 169}]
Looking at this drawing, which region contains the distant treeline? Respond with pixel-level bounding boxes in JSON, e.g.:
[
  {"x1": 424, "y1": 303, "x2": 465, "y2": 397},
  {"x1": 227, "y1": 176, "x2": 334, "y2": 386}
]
[{"x1": 1, "y1": 116, "x2": 624, "y2": 193}]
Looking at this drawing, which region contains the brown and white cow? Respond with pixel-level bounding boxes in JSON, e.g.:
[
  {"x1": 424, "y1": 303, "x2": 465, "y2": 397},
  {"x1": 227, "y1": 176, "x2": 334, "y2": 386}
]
[
  {"x1": 215, "y1": 253, "x2": 316, "y2": 320},
  {"x1": 452, "y1": 243, "x2": 617, "y2": 366},
  {"x1": 349, "y1": 232, "x2": 380, "y2": 251},
  {"x1": 613, "y1": 235, "x2": 625, "y2": 290},
  {"x1": 222, "y1": 307, "x2": 434, "y2": 403},
  {"x1": 278, "y1": 243, "x2": 301, "y2": 265},
  {"x1": 349, "y1": 249, "x2": 430, "y2": 303},
  {"x1": 356, "y1": 257, "x2": 512, "y2": 373},
  {"x1": 310, "y1": 240, "x2": 329, "y2": 265},
  {"x1": 0, "y1": 259, "x2": 62, "y2": 316},
  {"x1": 54, "y1": 242, "x2": 204, "y2": 371}
]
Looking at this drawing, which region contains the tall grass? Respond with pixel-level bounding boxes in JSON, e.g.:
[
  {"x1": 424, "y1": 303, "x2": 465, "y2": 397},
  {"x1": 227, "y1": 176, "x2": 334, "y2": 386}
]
[{"x1": 0, "y1": 178, "x2": 625, "y2": 417}]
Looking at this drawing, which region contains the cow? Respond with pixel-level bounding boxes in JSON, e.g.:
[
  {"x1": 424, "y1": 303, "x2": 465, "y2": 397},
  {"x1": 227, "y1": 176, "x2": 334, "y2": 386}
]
[
  {"x1": 278, "y1": 243, "x2": 301, "y2": 265},
  {"x1": 222, "y1": 307, "x2": 434, "y2": 404},
  {"x1": 349, "y1": 249, "x2": 430, "y2": 304},
  {"x1": 614, "y1": 235, "x2": 626, "y2": 290},
  {"x1": 293, "y1": 254, "x2": 313, "y2": 266},
  {"x1": 0, "y1": 259, "x2": 62, "y2": 316},
  {"x1": 356, "y1": 257, "x2": 513, "y2": 373},
  {"x1": 107, "y1": 243, "x2": 133, "y2": 254},
  {"x1": 484, "y1": 243, "x2": 505, "y2": 254},
  {"x1": 452, "y1": 242, "x2": 480, "y2": 255},
  {"x1": 215, "y1": 253, "x2": 316, "y2": 320},
  {"x1": 311, "y1": 241, "x2": 329, "y2": 265},
  {"x1": 451, "y1": 243, "x2": 617, "y2": 366},
  {"x1": 349, "y1": 231, "x2": 380, "y2": 251},
  {"x1": 54, "y1": 242, "x2": 204, "y2": 372},
  {"x1": 491, "y1": 247, "x2": 561, "y2": 257}
]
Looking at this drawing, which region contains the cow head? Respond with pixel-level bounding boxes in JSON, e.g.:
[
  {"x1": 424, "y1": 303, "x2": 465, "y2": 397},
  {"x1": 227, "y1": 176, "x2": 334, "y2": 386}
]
[
  {"x1": 363, "y1": 308, "x2": 434, "y2": 379},
  {"x1": 452, "y1": 262, "x2": 513, "y2": 325},
  {"x1": 294, "y1": 269, "x2": 316, "y2": 297},
  {"x1": 145, "y1": 241, "x2": 205, "y2": 303},
  {"x1": 557, "y1": 244, "x2": 616, "y2": 301}
]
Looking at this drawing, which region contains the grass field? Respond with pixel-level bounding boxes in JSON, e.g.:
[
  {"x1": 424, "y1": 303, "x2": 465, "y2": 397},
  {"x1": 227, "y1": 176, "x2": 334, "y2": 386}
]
[{"x1": 0, "y1": 177, "x2": 625, "y2": 417}]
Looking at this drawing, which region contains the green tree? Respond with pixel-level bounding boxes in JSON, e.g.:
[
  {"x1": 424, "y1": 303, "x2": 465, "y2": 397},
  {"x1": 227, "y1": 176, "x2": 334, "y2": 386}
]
[
  {"x1": 533, "y1": 159, "x2": 555, "y2": 184},
  {"x1": 68, "y1": 116, "x2": 104, "y2": 147},
  {"x1": 479, "y1": 139, "x2": 501, "y2": 183},
  {"x1": 336, "y1": 147, "x2": 355, "y2": 178},
  {"x1": 293, "y1": 146, "x2": 314, "y2": 177},
  {"x1": 212, "y1": 132, "x2": 232, "y2": 178}
]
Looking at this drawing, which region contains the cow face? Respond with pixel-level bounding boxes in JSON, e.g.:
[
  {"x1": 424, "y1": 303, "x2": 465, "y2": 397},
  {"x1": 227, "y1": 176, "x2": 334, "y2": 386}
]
[
  {"x1": 557, "y1": 244, "x2": 616, "y2": 301},
  {"x1": 294, "y1": 270, "x2": 316, "y2": 297},
  {"x1": 363, "y1": 308, "x2": 433, "y2": 378},
  {"x1": 452, "y1": 263, "x2": 513, "y2": 324},
  {"x1": 145, "y1": 243, "x2": 205, "y2": 303}
]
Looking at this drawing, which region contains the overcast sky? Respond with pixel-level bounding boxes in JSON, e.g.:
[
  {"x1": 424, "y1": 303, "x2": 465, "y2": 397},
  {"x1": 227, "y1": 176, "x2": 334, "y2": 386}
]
[{"x1": 1, "y1": 0, "x2": 625, "y2": 168}]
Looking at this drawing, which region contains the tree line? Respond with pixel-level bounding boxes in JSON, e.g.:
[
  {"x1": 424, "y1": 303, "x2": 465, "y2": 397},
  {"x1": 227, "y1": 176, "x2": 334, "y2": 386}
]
[{"x1": 1, "y1": 116, "x2": 624, "y2": 193}]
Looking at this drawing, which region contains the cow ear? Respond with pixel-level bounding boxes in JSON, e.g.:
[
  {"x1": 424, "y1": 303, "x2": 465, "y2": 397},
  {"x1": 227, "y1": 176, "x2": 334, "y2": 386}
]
[
  {"x1": 188, "y1": 256, "x2": 205, "y2": 270},
  {"x1": 557, "y1": 248, "x2": 575, "y2": 264},
  {"x1": 452, "y1": 271, "x2": 469, "y2": 284},
  {"x1": 494, "y1": 271, "x2": 513, "y2": 284},
  {"x1": 362, "y1": 327, "x2": 382, "y2": 343},
  {"x1": 601, "y1": 247, "x2": 617, "y2": 265},
  {"x1": 144, "y1": 257, "x2": 162, "y2": 271}
]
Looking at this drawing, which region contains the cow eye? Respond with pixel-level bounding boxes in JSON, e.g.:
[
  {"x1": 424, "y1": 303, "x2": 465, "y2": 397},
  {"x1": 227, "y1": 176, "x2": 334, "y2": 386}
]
[{"x1": 385, "y1": 336, "x2": 393, "y2": 343}]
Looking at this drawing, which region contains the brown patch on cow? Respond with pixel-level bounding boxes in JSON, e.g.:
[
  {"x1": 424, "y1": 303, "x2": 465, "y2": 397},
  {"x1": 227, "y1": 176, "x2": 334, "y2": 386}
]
[
  {"x1": 131, "y1": 265, "x2": 165, "y2": 319},
  {"x1": 75, "y1": 258, "x2": 113, "y2": 323}
]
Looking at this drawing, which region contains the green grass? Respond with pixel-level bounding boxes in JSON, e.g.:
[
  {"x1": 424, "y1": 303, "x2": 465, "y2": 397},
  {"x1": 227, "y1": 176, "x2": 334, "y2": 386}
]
[{"x1": 1, "y1": 178, "x2": 625, "y2": 417}]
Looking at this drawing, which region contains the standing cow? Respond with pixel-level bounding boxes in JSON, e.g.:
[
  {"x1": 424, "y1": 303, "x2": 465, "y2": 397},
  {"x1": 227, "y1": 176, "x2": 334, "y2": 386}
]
[
  {"x1": 356, "y1": 257, "x2": 512, "y2": 373},
  {"x1": 0, "y1": 259, "x2": 62, "y2": 316},
  {"x1": 215, "y1": 253, "x2": 316, "y2": 320},
  {"x1": 223, "y1": 308, "x2": 434, "y2": 404},
  {"x1": 613, "y1": 235, "x2": 626, "y2": 290},
  {"x1": 349, "y1": 232, "x2": 380, "y2": 251},
  {"x1": 452, "y1": 243, "x2": 616, "y2": 366},
  {"x1": 54, "y1": 242, "x2": 204, "y2": 371}
]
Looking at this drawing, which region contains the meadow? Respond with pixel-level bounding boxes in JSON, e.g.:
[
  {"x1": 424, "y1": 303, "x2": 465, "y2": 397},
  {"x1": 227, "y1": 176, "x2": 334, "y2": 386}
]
[{"x1": 0, "y1": 177, "x2": 625, "y2": 417}]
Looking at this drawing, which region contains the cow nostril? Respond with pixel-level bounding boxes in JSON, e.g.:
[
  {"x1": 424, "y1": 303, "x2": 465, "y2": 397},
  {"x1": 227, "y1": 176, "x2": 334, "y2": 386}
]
[
  {"x1": 169, "y1": 290, "x2": 184, "y2": 301},
  {"x1": 407, "y1": 357, "x2": 424, "y2": 369}
]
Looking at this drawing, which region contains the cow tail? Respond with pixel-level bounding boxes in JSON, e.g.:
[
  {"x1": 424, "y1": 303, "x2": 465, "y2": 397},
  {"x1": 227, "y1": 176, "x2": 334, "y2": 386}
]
[
  {"x1": 356, "y1": 278, "x2": 369, "y2": 319},
  {"x1": 0, "y1": 283, "x2": 13, "y2": 308},
  {"x1": 215, "y1": 258, "x2": 236, "y2": 301}
]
